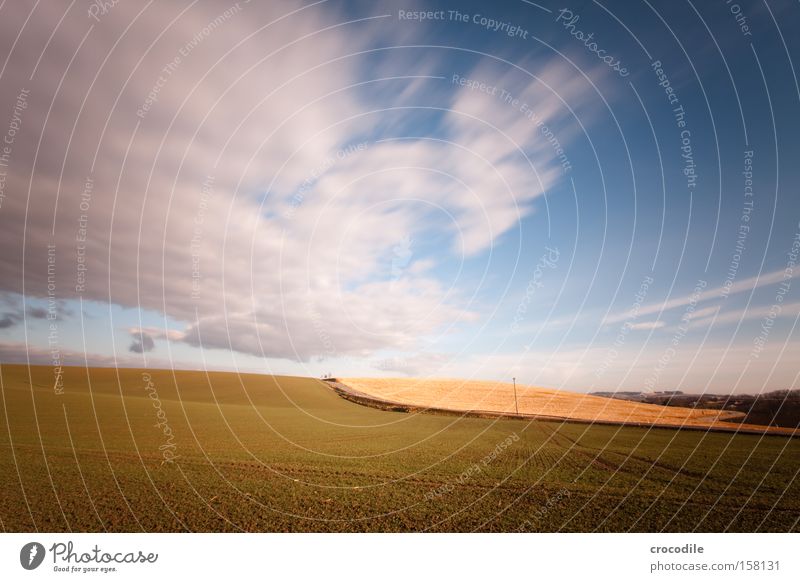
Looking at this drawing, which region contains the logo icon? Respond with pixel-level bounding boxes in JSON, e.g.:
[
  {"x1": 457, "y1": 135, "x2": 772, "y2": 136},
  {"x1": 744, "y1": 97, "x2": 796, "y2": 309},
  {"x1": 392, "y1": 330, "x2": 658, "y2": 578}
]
[{"x1": 20, "y1": 542, "x2": 45, "y2": 570}]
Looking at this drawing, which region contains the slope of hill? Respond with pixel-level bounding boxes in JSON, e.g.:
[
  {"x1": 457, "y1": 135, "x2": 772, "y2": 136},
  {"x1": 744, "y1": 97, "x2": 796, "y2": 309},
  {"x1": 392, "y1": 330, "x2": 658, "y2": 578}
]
[{"x1": 1, "y1": 365, "x2": 798, "y2": 532}]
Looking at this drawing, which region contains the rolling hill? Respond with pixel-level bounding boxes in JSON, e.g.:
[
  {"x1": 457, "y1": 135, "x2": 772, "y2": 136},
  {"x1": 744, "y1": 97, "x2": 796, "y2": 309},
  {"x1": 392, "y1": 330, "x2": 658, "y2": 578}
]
[
  {"x1": 0, "y1": 364, "x2": 798, "y2": 532},
  {"x1": 339, "y1": 378, "x2": 797, "y2": 435}
]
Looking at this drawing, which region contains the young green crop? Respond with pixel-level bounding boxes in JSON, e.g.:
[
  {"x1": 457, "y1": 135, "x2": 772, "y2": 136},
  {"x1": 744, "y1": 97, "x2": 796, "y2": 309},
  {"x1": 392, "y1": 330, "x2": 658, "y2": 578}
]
[{"x1": 0, "y1": 365, "x2": 797, "y2": 532}]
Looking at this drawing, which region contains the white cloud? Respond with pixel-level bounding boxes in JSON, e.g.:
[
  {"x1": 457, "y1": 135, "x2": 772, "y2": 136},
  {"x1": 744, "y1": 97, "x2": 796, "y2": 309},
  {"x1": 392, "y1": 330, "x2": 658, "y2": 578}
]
[
  {"x1": 602, "y1": 269, "x2": 788, "y2": 326},
  {"x1": 628, "y1": 320, "x2": 665, "y2": 330},
  {"x1": 690, "y1": 301, "x2": 800, "y2": 328},
  {"x1": 0, "y1": 2, "x2": 603, "y2": 365}
]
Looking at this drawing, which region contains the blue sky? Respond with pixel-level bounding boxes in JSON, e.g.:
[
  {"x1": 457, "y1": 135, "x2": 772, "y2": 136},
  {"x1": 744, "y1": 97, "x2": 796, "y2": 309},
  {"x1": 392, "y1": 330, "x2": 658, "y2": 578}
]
[{"x1": 0, "y1": 0, "x2": 798, "y2": 393}]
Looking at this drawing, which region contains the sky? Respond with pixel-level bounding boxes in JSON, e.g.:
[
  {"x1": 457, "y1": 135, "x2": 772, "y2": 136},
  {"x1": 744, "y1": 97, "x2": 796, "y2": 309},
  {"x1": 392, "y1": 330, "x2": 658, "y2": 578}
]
[{"x1": 0, "y1": 0, "x2": 798, "y2": 394}]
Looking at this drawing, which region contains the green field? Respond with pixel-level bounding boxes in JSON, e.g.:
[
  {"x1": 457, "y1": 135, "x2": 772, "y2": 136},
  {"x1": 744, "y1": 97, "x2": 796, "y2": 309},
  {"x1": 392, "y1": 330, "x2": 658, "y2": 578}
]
[{"x1": 1, "y1": 365, "x2": 798, "y2": 532}]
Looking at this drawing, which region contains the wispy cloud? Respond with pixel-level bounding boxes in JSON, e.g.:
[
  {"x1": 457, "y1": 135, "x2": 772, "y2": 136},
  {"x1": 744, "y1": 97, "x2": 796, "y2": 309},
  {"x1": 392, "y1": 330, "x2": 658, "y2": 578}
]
[
  {"x1": 602, "y1": 269, "x2": 787, "y2": 326},
  {"x1": 690, "y1": 301, "x2": 800, "y2": 328},
  {"x1": 627, "y1": 321, "x2": 665, "y2": 330}
]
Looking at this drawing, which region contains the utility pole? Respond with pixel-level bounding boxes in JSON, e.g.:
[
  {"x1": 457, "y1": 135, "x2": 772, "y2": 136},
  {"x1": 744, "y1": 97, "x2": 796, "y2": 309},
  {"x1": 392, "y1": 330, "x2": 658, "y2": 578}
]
[{"x1": 513, "y1": 377, "x2": 519, "y2": 415}]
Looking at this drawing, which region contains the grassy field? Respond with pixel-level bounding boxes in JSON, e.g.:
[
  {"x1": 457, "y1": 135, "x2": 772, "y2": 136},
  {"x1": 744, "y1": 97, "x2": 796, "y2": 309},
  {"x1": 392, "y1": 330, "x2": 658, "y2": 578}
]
[{"x1": 1, "y1": 364, "x2": 798, "y2": 532}]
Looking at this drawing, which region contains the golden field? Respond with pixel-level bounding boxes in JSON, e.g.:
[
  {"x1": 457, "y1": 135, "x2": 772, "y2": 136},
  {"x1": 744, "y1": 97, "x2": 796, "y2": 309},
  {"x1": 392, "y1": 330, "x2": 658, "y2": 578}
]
[{"x1": 341, "y1": 378, "x2": 796, "y2": 435}]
